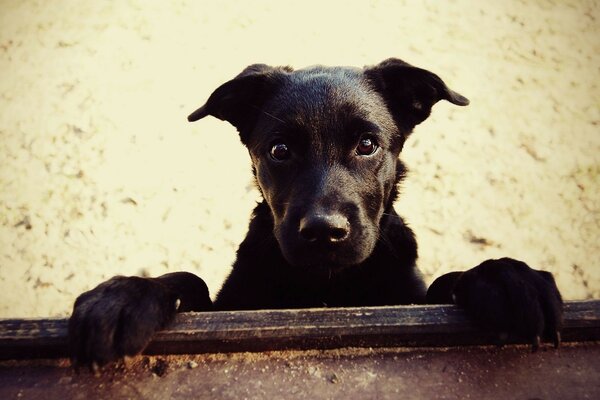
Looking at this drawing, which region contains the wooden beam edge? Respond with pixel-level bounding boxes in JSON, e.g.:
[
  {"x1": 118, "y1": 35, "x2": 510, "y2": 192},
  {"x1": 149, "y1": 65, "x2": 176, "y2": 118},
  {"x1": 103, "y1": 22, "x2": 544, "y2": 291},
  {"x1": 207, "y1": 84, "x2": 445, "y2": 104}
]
[{"x1": 0, "y1": 300, "x2": 599, "y2": 360}]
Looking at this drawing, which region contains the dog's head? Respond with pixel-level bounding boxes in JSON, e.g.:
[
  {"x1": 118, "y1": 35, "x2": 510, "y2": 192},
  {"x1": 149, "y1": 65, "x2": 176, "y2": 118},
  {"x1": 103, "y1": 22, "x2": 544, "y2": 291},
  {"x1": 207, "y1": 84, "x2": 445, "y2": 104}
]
[{"x1": 189, "y1": 58, "x2": 468, "y2": 271}]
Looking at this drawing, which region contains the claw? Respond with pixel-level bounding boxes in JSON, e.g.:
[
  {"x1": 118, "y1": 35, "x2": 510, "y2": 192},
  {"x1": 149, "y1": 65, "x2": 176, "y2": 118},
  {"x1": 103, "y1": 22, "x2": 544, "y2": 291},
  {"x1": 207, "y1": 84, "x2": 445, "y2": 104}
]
[
  {"x1": 91, "y1": 361, "x2": 101, "y2": 376},
  {"x1": 72, "y1": 358, "x2": 81, "y2": 373},
  {"x1": 496, "y1": 331, "x2": 508, "y2": 348},
  {"x1": 123, "y1": 355, "x2": 135, "y2": 368},
  {"x1": 531, "y1": 335, "x2": 541, "y2": 352},
  {"x1": 553, "y1": 331, "x2": 561, "y2": 349}
]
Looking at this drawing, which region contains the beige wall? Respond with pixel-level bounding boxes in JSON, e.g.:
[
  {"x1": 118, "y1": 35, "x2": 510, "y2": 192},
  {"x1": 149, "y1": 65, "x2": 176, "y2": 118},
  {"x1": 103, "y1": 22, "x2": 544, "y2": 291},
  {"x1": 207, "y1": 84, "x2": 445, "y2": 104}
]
[{"x1": 0, "y1": 0, "x2": 598, "y2": 317}]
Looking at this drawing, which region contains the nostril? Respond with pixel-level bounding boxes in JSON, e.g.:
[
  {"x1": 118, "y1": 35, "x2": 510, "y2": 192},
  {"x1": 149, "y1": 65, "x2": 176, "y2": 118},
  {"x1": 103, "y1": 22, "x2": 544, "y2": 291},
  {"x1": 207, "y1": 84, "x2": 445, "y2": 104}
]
[
  {"x1": 329, "y1": 226, "x2": 348, "y2": 242},
  {"x1": 299, "y1": 214, "x2": 350, "y2": 243},
  {"x1": 299, "y1": 225, "x2": 318, "y2": 242}
]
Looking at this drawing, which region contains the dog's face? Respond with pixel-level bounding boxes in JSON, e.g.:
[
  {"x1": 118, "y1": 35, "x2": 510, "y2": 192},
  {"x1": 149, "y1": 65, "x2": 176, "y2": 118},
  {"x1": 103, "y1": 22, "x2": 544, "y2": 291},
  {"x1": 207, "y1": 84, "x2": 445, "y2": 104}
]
[
  {"x1": 248, "y1": 67, "x2": 402, "y2": 268},
  {"x1": 189, "y1": 59, "x2": 468, "y2": 271}
]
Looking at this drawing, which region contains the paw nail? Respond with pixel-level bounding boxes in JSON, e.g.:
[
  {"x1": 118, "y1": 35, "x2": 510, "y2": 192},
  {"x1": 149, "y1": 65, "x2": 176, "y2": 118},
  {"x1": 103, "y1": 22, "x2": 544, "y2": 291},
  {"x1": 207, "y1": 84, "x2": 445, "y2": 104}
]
[
  {"x1": 531, "y1": 335, "x2": 541, "y2": 352},
  {"x1": 123, "y1": 355, "x2": 135, "y2": 368},
  {"x1": 71, "y1": 358, "x2": 81, "y2": 373},
  {"x1": 554, "y1": 331, "x2": 561, "y2": 349},
  {"x1": 175, "y1": 298, "x2": 181, "y2": 310}
]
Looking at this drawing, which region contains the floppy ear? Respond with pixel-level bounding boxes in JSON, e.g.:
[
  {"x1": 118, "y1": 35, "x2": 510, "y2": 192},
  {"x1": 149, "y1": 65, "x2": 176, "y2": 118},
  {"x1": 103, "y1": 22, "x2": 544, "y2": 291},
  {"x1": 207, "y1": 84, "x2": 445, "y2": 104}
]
[
  {"x1": 187, "y1": 64, "x2": 290, "y2": 142},
  {"x1": 364, "y1": 58, "x2": 469, "y2": 130}
]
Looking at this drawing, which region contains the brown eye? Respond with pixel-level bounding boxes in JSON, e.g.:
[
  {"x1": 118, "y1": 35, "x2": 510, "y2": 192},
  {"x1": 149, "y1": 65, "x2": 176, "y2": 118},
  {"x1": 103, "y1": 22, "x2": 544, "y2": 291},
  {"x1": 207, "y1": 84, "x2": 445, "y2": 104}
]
[
  {"x1": 356, "y1": 136, "x2": 378, "y2": 156},
  {"x1": 270, "y1": 142, "x2": 290, "y2": 161}
]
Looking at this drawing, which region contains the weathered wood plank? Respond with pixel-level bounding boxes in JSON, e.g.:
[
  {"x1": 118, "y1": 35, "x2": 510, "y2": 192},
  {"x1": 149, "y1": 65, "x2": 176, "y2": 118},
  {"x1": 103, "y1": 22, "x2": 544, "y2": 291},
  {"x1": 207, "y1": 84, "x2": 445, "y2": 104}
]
[
  {"x1": 2, "y1": 344, "x2": 600, "y2": 399},
  {"x1": 1, "y1": 300, "x2": 599, "y2": 360}
]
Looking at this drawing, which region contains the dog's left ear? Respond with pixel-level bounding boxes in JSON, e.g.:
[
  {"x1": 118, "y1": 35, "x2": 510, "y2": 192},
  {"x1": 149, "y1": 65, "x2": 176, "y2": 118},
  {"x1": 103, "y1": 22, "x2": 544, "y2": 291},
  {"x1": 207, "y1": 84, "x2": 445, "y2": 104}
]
[
  {"x1": 365, "y1": 58, "x2": 469, "y2": 130},
  {"x1": 187, "y1": 64, "x2": 291, "y2": 143}
]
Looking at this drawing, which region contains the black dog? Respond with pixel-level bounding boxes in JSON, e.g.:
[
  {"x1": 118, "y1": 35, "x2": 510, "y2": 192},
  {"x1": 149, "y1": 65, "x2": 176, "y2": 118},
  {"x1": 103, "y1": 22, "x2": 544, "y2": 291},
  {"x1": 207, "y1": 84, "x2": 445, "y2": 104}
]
[{"x1": 69, "y1": 58, "x2": 563, "y2": 368}]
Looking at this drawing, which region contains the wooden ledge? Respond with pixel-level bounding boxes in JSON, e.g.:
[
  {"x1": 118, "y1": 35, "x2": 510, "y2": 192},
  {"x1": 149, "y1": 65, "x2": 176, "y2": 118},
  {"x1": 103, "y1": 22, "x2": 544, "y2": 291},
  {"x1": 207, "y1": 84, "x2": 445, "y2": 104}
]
[{"x1": 1, "y1": 300, "x2": 599, "y2": 360}]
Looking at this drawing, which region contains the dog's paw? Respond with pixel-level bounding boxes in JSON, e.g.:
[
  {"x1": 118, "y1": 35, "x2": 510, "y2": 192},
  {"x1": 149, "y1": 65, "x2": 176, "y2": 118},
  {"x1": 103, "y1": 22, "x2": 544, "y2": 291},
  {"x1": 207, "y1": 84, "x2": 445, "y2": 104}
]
[
  {"x1": 451, "y1": 258, "x2": 563, "y2": 351},
  {"x1": 68, "y1": 276, "x2": 180, "y2": 370}
]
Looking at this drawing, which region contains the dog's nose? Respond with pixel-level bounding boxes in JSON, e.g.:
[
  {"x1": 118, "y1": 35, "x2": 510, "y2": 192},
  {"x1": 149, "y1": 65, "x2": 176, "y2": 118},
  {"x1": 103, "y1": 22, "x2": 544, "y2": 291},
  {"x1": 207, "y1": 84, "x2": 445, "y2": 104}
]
[{"x1": 299, "y1": 213, "x2": 350, "y2": 243}]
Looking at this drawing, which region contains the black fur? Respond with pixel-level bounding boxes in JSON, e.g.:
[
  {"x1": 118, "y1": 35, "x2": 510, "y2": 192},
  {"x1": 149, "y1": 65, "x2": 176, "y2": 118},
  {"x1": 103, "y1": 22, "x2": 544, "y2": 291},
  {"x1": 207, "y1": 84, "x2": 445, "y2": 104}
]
[
  {"x1": 69, "y1": 272, "x2": 210, "y2": 369},
  {"x1": 68, "y1": 58, "x2": 563, "y2": 369}
]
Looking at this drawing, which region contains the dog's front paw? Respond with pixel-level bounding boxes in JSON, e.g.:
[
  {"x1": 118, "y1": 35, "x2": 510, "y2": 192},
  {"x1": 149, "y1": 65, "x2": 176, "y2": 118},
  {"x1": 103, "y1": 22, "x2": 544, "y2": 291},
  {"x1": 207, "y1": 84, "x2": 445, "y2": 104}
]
[
  {"x1": 68, "y1": 276, "x2": 180, "y2": 370},
  {"x1": 444, "y1": 258, "x2": 562, "y2": 351}
]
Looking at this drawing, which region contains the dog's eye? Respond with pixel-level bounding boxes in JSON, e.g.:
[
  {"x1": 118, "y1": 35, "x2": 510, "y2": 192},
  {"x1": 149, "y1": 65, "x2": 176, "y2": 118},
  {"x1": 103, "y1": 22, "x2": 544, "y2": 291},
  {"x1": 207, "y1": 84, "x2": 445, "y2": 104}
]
[
  {"x1": 356, "y1": 136, "x2": 378, "y2": 156},
  {"x1": 270, "y1": 142, "x2": 290, "y2": 161}
]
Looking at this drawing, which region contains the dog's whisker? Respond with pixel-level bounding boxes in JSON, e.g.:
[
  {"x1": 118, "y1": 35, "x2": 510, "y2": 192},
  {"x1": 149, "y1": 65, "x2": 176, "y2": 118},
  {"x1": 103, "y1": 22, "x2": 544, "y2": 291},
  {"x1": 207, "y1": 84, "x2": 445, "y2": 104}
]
[
  {"x1": 374, "y1": 224, "x2": 399, "y2": 257},
  {"x1": 251, "y1": 105, "x2": 286, "y2": 124},
  {"x1": 381, "y1": 212, "x2": 403, "y2": 220}
]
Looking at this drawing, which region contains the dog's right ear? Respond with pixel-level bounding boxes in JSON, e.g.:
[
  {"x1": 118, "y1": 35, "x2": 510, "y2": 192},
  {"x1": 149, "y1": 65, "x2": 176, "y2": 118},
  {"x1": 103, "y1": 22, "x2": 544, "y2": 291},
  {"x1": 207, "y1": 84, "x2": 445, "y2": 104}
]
[
  {"x1": 187, "y1": 64, "x2": 290, "y2": 142},
  {"x1": 364, "y1": 58, "x2": 469, "y2": 131}
]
